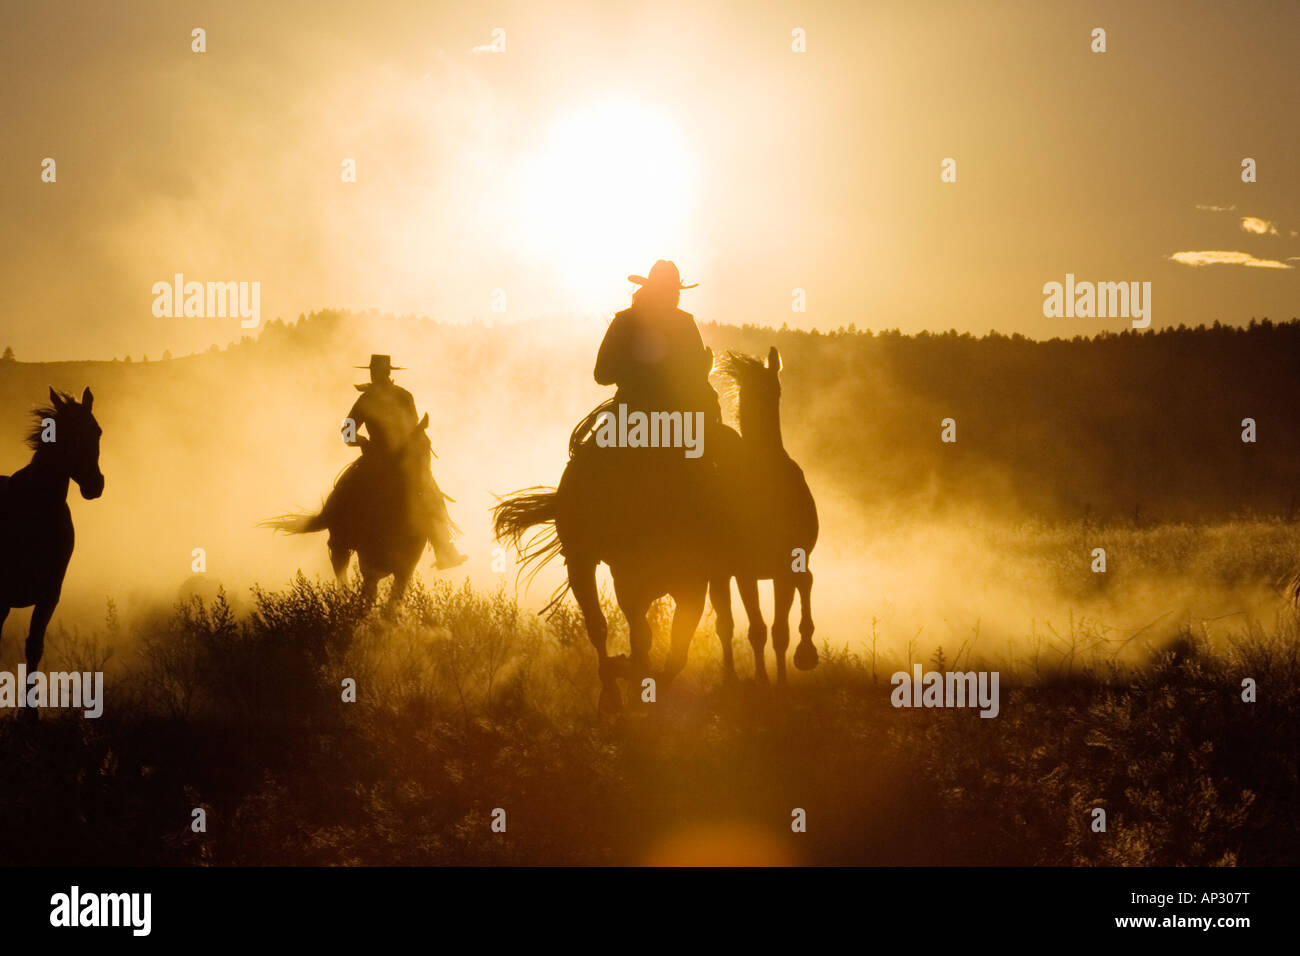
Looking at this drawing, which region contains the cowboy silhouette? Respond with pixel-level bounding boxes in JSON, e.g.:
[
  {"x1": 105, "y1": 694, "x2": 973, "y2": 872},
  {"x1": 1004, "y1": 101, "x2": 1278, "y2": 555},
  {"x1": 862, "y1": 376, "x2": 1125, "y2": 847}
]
[
  {"x1": 570, "y1": 260, "x2": 721, "y2": 458},
  {"x1": 594, "y1": 259, "x2": 721, "y2": 422},
  {"x1": 344, "y1": 355, "x2": 467, "y2": 570}
]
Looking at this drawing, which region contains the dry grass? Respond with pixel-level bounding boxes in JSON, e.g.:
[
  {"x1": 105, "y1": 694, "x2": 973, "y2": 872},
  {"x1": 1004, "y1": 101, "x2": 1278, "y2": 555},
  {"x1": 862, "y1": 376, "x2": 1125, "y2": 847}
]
[{"x1": 1, "y1": 556, "x2": 1296, "y2": 866}]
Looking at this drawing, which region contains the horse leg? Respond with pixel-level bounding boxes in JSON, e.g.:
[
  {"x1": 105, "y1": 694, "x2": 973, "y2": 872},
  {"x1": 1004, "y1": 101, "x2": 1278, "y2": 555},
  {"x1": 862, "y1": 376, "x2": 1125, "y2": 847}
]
[
  {"x1": 737, "y1": 577, "x2": 767, "y2": 683},
  {"x1": 26, "y1": 598, "x2": 56, "y2": 673},
  {"x1": 570, "y1": 559, "x2": 620, "y2": 713},
  {"x1": 357, "y1": 559, "x2": 379, "y2": 606},
  {"x1": 792, "y1": 570, "x2": 818, "y2": 671},
  {"x1": 328, "y1": 536, "x2": 351, "y2": 585},
  {"x1": 661, "y1": 581, "x2": 707, "y2": 688},
  {"x1": 385, "y1": 567, "x2": 412, "y2": 617},
  {"x1": 771, "y1": 575, "x2": 796, "y2": 687},
  {"x1": 710, "y1": 576, "x2": 737, "y2": 681},
  {"x1": 614, "y1": 577, "x2": 653, "y2": 704}
]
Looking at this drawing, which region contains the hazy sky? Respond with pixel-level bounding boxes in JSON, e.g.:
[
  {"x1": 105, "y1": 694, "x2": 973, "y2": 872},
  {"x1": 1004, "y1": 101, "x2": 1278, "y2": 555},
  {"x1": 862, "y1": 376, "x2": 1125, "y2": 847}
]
[{"x1": 2, "y1": 0, "x2": 1297, "y2": 360}]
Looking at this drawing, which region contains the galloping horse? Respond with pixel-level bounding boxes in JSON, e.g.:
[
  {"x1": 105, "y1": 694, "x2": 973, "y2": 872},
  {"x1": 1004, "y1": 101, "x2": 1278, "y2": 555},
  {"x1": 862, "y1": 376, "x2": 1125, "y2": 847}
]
[
  {"x1": 493, "y1": 351, "x2": 725, "y2": 712},
  {"x1": 493, "y1": 346, "x2": 818, "y2": 708},
  {"x1": 710, "y1": 348, "x2": 818, "y2": 686},
  {"x1": 0, "y1": 387, "x2": 105, "y2": 672},
  {"x1": 263, "y1": 413, "x2": 434, "y2": 609}
]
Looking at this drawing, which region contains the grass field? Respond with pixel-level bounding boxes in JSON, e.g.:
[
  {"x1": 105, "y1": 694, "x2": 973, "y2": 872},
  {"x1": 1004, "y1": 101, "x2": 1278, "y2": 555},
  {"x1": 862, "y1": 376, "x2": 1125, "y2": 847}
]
[{"x1": 2, "y1": 517, "x2": 1298, "y2": 866}]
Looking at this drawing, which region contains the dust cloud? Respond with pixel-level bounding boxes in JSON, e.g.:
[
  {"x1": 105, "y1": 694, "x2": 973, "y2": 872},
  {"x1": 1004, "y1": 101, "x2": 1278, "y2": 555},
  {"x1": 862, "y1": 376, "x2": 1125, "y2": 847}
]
[{"x1": 3, "y1": 312, "x2": 1296, "y2": 668}]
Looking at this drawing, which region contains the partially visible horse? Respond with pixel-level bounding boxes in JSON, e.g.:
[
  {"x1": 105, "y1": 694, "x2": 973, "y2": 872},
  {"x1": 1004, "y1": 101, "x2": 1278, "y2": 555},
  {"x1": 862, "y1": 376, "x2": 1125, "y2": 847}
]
[
  {"x1": 263, "y1": 413, "x2": 433, "y2": 609},
  {"x1": 710, "y1": 348, "x2": 818, "y2": 686},
  {"x1": 0, "y1": 387, "x2": 105, "y2": 673}
]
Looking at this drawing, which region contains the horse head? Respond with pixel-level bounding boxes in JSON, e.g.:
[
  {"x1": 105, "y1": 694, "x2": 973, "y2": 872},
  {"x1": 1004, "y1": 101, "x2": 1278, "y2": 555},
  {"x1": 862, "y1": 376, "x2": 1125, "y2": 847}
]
[
  {"x1": 357, "y1": 414, "x2": 429, "y2": 462},
  {"x1": 717, "y1": 348, "x2": 783, "y2": 443},
  {"x1": 396, "y1": 413, "x2": 432, "y2": 475},
  {"x1": 32, "y1": 386, "x2": 104, "y2": 499}
]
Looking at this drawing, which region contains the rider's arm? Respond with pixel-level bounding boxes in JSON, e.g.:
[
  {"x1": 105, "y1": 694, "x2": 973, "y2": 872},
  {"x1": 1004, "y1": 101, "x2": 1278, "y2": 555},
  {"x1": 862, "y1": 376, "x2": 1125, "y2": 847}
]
[
  {"x1": 682, "y1": 311, "x2": 705, "y2": 353},
  {"x1": 343, "y1": 396, "x2": 365, "y2": 445},
  {"x1": 594, "y1": 313, "x2": 631, "y2": 386}
]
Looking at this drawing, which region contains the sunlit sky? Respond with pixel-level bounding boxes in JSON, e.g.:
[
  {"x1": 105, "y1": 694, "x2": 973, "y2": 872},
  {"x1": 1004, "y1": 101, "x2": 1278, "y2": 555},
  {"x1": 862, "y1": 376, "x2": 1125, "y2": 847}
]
[{"x1": 2, "y1": 0, "x2": 1297, "y2": 360}]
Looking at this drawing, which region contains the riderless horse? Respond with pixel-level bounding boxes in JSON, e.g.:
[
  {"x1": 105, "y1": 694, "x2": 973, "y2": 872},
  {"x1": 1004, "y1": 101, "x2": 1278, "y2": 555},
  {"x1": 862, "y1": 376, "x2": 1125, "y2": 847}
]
[
  {"x1": 709, "y1": 348, "x2": 818, "y2": 686},
  {"x1": 0, "y1": 387, "x2": 105, "y2": 673}
]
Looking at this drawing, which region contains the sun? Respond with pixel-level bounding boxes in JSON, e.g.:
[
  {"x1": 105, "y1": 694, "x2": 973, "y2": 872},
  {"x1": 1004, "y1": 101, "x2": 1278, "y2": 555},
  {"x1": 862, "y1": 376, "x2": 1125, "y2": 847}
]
[{"x1": 509, "y1": 98, "x2": 698, "y2": 305}]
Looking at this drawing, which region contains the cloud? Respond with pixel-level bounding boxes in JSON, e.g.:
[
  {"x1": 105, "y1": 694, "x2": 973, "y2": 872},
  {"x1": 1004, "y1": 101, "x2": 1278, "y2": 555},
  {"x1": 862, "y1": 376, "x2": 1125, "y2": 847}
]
[
  {"x1": 1194, "y1": 203, "x2": 1237, "y2": 212},
  {"x1": 1168, "y1": 250, "x2": 1294, "y2": 270},
  {"x1": 1240, "y1": 216, "x2": 1279, "y2": 236}
]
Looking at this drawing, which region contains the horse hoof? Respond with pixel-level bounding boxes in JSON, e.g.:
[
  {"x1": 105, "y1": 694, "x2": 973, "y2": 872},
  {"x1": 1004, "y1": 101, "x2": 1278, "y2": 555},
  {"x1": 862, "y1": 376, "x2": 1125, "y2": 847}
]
[{"x1": 793, "y1": 641, "x2": 819, "y2": 671}]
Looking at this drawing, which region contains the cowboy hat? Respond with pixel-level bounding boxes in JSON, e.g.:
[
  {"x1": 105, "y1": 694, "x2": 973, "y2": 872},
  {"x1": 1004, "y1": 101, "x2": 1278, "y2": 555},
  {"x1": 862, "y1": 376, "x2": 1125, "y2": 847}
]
[
  {"x1": 354, "y1": 354, "x2": 405, "y2": 371},
  {"x1": 628, "y1": 259, "x2": 698, "y2": 290}
]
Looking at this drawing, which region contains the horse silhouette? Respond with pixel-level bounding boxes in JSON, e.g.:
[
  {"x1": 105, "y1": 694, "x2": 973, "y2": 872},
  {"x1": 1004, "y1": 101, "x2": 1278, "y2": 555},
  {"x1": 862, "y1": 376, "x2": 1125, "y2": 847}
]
[
  {"x1": 263, "y1": 413, "x2": 433, "y2": 610},
  {"x1": 0, "y1": 387, "x2": 104, "y2": 676},
  {"x1": 710, "y1": 348, "x2": 818, "y2": 685},
  {"x1": 493, "y1": 346, "x2": 816, "y2": 708},
  {"x1": 493, "y1": 356, "x2": 726, "y2": 712}
]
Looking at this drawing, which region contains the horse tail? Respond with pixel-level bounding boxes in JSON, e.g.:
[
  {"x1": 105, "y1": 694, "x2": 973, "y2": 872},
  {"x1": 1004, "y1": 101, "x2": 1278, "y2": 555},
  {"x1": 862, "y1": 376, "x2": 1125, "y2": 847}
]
[
  {"x1": 492, "y1": 486, "x2": 559, "y2": 556},
  {"x1": 260, "y1": 511, "x2": 327, "y2": 535},
  {"x1": 491, "y1": 487, "x2": 568, "y2": 608}
]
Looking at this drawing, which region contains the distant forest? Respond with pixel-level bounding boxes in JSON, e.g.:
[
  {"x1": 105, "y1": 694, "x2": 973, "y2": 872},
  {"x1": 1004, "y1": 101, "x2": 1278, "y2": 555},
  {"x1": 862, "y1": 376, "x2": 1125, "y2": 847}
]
[
  {"x1": 714, "y1": 317, "x2": 1300, "y2": 523},
  {"x1": 4, "y1": 312, "x2": 1300, "y2": 524}
]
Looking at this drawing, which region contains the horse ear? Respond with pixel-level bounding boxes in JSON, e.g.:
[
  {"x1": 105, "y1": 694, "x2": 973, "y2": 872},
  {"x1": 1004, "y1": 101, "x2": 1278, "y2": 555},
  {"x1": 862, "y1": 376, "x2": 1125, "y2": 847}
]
[
  {"x1": 48, "y1": 386, "x2": 63, "y2": 408},
  {"x1": 81, "y1": 386, "x2": 94, "y2": 410},
  {"x1": 766, "y1": 346, "x2": 782, "y2": 372},
  {"x1": 419, "y1": 412, "x2": 430, "y2": 430}
]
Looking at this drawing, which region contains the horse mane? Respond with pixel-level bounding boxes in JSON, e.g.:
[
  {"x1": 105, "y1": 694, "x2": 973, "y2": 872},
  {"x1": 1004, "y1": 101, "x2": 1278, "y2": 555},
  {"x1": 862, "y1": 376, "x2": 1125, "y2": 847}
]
[
  {"x1": 26, "y1": 392, "x2": 74, "y2": 450},
  {"x1": 714, "y1": 350, "x2": 767, "y2": 404},
  {"x1": 332, "y1": 422, "x2": 430, "y2": 489},
  {"x1": 716, "y1": 350, "x2": 765, "y2": 379}
]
